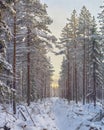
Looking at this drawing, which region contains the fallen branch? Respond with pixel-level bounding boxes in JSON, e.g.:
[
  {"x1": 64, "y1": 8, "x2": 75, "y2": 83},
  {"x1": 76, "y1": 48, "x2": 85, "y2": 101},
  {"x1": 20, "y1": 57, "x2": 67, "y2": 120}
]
[
  {"x1": 18, "y1": 109, "x2": 27, "y2": 121},
  {"x1": 89, "y1": 111, "x2": 104, "y2": 122},
  {"x1": 24, "y1": 106, "x2": 36, "y2": 126},
  {"x1": 17, "y1": 104, "x2": 36, "y2": 126}
]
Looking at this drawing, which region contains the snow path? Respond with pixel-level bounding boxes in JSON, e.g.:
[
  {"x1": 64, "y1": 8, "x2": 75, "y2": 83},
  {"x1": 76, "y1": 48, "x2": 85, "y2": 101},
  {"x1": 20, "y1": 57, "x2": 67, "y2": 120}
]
[
  {"x1": 53, "y1": 99, "x2": 71, "y2": 130},
  {"x1": 0, "y1": 98, "x2": 104, "y2": 130},
  {"x1": 52, "y1": 98, "x2": 103, "y2": 130},
  {"x1": 52, "y1": 99, "x2": 85, "y2": 130}
]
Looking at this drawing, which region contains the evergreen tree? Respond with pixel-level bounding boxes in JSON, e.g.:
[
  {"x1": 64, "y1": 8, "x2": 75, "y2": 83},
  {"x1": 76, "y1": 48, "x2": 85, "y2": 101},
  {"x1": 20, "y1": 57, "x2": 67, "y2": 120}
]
[
  {"x1": 78, "y1": 6, "x2": 92, "y2": 104},
  {"x1": 88, "y1": 17, "x2": 102, "y2": 106},
  {"x1": 98, "y1": 1, "x2": 104, "y2": 105},
  {"x1": 6, "y1": 0, "x2": 55, "y2": 107},
  {"x1": 0, "y1": 0, "x2": 14, "y2": 106},
  {"x1": 59, "y1": 10, "x2": 78, "y2": 102}
]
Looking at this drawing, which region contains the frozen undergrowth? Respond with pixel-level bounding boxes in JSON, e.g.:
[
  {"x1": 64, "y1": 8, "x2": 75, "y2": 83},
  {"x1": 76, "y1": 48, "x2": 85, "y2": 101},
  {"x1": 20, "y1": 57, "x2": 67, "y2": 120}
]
[{"x1": 0, "y1": 98, "x2": 104, "y2": 130}]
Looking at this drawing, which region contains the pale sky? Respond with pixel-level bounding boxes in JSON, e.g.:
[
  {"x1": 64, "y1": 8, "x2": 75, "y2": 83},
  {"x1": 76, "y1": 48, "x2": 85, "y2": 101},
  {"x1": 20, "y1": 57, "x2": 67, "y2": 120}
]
[{"x1": 41, "y1": 0, "x2": 103, "y2": 86}]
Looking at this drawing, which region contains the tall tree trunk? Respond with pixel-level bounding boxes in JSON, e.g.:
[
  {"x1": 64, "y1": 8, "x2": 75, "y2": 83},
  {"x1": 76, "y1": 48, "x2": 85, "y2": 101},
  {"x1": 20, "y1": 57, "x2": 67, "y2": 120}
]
[
  {"x1": 75, "y1": 54, "x2": 78, "y2": 103},
  {"x1": 73, "y1": 14, "x2": 78, "y2": 103},
  {"x1": 27, "y1": 27, "x2": 31, "y2": 106},
  {"x1": 83, "y1": 37, "x2": 86, "y2": 105},
  {"x1": 92, "y1": 41, "x2": 96, "y2": 106},
  {"x1": 21, "y1": 62, "x2": 24, "y2": 100},
  {"x1": 74, "y1": 39, "x2": 77, "y2": 103},
  {"x1": 73, "y1": 61, "x2": 75, "y2": 101},
  {"x1": 13, "y1": 1, "x2": 16, "y2": 114},
  {"x1": 86, "y1": 28, "x2": 90, "y2": 103},
  {"x1": 82, "y1": 19, "x2": 86, "y2": 105},
  {"x1": 67, "y1": 48, "x2": 71, "y2": 102}
]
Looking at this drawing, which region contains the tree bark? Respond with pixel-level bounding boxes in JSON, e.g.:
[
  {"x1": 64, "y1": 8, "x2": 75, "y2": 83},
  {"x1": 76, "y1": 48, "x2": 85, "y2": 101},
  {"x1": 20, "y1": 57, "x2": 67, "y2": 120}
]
[
  {"x1": 83, "y1": 36, "x2": 86, "y2": 105},
  {"x1": 27, "y1": 27, "x2": 31, "y2": 106},
  {"x1": 92, "y1": 40, "x2": 96, "y2": 106},
  {"x1": 13, "y1": 0, "x2": 16, "y2": 114},
  {"x1": 67, "y1": 48, "x2": 71, "y2": 102}
]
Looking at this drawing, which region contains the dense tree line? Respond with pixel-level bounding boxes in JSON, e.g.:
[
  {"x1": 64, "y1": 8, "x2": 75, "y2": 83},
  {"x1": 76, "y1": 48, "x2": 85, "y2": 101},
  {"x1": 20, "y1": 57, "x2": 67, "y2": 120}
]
[
  {"x1": 59, "y1": 4, "x2": 104, "y2": 106},
  {"x1": 0, "y1": 0, "x2": 55, "y2": 114},
  {"x1": 0, "y1": 0, "x2": 14, "y2": 105},
  {"x1": 0, "y1": 0, "x2": 104, "y2": 115}
]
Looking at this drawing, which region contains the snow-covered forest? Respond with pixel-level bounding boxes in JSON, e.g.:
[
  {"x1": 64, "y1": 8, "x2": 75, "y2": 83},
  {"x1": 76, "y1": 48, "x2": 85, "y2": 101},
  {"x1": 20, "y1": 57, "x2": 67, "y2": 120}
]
[{"x1": 0, "y1": 0, "x2": 104, "y2": 130}]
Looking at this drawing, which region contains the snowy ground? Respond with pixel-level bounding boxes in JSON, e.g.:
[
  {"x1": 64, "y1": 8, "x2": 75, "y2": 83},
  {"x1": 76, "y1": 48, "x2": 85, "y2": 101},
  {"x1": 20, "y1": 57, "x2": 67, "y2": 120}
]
[{"x1": 0, "y1": 98, "x2": 104, "y2": 130}]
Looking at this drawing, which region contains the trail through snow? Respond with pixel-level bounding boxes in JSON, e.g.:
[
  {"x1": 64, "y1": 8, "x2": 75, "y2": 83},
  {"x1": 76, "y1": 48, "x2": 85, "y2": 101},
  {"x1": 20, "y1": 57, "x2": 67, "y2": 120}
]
[
  {"x1": 53, "y1": 99, "x2": 74, "y2": 130},
  {"x1": 53, "y1": 99, "x2": 91, "y2": 130},
  {"x1": 52, "y1": 98, "x2": 103, "y2": 130},
  {"x1": 0, "y1": 98, "x2": 104, "y2": 130}
]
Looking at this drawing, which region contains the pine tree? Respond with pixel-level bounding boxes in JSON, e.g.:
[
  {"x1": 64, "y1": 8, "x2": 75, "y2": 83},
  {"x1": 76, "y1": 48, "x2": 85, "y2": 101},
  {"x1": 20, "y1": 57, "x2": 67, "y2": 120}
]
[
  {"x1": 59, "y1": 57, "x2": 67, "y2": 98},
  {"x1": 89, "y1": 17, "x2": 101, "y2": 106},
  {"x1": 98, "y1": 2, "x2": 104, "y2": 105},
  {"x1": 59, "y1": 10, "x2": 79, "y2": 102},
  {"x1": 6, "y1": 0, "x2": 55, "y2": 106},
  {"x1": 0, "y1": 0, "x2": 14, "y2": 106},
  {"x1": 78, "y1": 6, "x2": 92, "y2": 104},
  {"x1": 68, "y1": 10, "x2": 78, "y2": 103}
]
